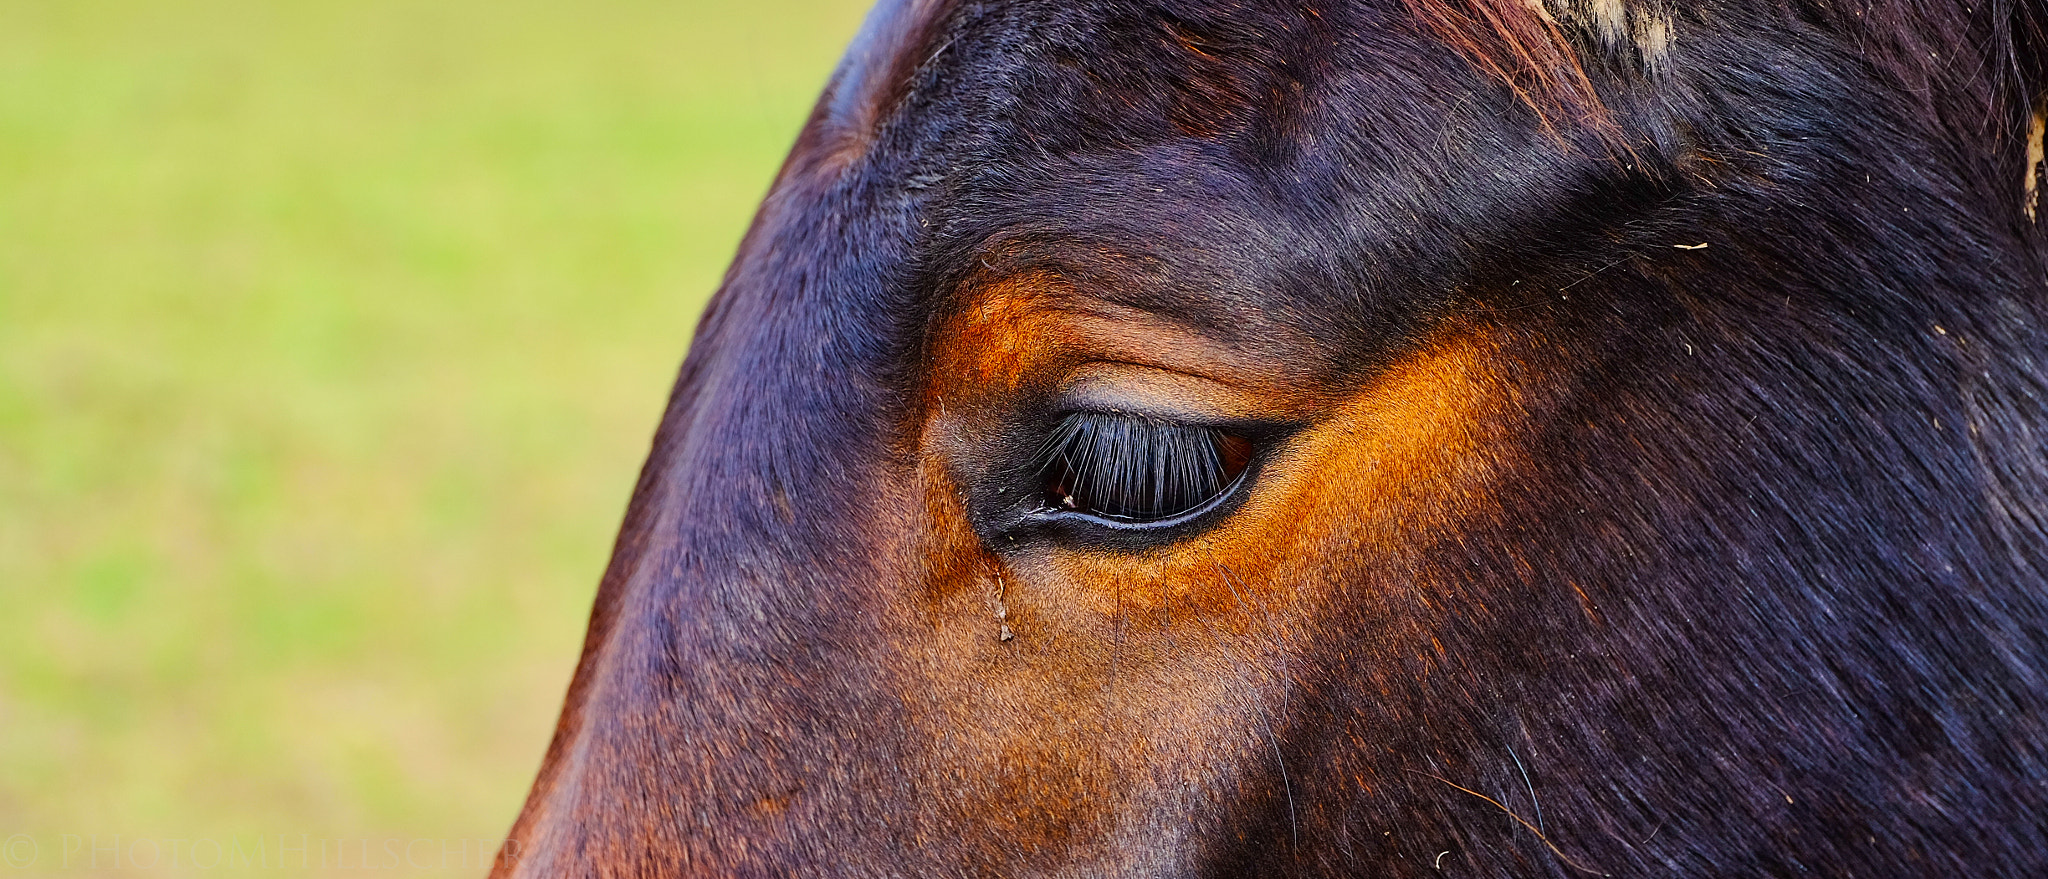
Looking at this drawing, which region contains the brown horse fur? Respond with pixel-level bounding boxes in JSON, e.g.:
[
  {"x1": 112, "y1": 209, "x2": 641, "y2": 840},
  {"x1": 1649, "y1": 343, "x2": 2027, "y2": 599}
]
[{"x1": 497, "y1": 0, "x2": 2048, "y2": 875}]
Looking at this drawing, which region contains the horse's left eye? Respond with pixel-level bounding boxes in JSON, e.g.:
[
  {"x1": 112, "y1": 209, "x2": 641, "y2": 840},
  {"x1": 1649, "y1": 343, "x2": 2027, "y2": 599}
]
[{"x1": 1036, "y1": 411, "x2": 1254, "y2": 523}]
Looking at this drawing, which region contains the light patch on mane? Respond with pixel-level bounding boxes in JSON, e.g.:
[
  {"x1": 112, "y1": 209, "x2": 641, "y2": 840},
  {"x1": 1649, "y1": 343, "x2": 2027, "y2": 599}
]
[
  {"x1": 2026, "y1": 94, "x2": 2045, "y2": 223},
  {"x1": 1535, "y1": 0, "x2": 1674, "y2": 68}
]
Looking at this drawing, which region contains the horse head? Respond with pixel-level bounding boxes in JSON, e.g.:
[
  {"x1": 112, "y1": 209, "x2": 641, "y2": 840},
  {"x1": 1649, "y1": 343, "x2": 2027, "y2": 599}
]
[{"x1": 499, "y1": 0, "x2": 2048, "y2": 874}]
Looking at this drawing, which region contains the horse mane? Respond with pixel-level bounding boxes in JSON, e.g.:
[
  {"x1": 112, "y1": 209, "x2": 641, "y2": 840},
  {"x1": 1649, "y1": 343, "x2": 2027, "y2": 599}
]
[
  {"x1": 1405, "y1": 0, "x2": 2048, "y2": 155},
  {"x1": 1400, "y1": 0, "x2": 1609, "y2": 135}
]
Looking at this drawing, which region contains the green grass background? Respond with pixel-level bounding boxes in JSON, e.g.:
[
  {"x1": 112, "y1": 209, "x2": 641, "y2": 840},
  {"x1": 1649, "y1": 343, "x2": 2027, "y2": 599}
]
[{"x1": 0, "y1": 0, "x2": 870, "y2": 873}]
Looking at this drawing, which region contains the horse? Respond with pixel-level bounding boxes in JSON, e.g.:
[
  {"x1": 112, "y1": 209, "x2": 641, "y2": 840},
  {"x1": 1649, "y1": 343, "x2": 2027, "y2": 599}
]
[{"x1": 495, "y1": 0, "x2": 2048, "y2": 874}]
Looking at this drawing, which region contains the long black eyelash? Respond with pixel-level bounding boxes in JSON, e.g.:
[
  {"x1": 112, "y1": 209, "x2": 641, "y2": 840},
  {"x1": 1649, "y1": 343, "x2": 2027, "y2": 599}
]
[{"x1": 1034, "y1": 411, "x2": 1235, "y2": 521}]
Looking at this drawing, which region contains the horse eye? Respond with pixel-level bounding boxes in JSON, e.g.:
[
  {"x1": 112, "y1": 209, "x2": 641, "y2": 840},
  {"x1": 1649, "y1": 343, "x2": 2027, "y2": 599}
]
[{"x1": 1036, "y1": 412, "x2": 1254, "y2": 523}]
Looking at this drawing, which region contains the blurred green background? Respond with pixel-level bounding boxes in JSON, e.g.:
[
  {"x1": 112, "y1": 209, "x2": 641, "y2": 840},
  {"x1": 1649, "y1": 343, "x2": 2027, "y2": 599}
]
[{"x1": 0, "y1": 0, "x2": 869, "y2": 873}]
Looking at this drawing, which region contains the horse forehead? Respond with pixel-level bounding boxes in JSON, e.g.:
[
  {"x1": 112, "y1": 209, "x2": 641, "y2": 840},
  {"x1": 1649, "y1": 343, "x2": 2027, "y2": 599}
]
[
  {"x1": 802, "y1": 0, "x2": 959, "y2": 175},
  {"x1": 828, "y1": 0, "x2": 1370, "y2": 152},
  {"x1": 829, "y1": 0, "x2": 953, "y2": 127},
  {"x1": 821, "y1": 0, "x2": 1678, "y2": 142}
]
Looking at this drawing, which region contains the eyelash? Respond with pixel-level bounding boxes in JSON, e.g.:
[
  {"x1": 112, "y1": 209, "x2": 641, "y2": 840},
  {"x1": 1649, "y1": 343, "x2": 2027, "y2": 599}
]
[{"x1": 1034, "y1": 411, "x2": 1254, "y2": 523}]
